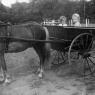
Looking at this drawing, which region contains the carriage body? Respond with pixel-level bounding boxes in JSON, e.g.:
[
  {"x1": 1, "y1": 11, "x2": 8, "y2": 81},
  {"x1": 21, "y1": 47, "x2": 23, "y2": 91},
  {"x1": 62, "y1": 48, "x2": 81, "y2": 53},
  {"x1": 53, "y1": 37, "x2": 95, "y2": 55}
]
[
  {"x1": 44, "y1": 25, "x2": 95, "y2": 76},
  {"x1": 45, "y1": 25, "x2": 95, "y2": 51},
  {"x1": 45, "y1": 25, "x2": 92, "y2": 40}
]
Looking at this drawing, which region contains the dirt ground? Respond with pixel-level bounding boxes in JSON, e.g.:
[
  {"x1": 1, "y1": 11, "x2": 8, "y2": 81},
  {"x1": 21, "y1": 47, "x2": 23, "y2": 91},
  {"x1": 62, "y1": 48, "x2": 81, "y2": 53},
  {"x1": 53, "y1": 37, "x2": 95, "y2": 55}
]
[{"x1": 0, "y1": 48, "x2": 95, "y2": 95}]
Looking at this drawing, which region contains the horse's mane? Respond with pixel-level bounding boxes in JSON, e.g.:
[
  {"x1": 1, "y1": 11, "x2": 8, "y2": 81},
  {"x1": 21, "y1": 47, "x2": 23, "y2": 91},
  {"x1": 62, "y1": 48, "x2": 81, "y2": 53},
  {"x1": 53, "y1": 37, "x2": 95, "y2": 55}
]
[{"x1": 13, "y1": 21, "x2": 41, "y2": 27}]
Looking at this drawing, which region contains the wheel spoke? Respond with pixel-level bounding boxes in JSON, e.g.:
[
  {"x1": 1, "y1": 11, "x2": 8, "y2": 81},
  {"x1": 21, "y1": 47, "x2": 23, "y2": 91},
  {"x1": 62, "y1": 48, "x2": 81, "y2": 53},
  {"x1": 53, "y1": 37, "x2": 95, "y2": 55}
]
[
  {"x1": 70, "y1": 52, "x2": 78, "y2": 60},
  {"x1": 90, "y1": 56, "x2": 95, "y2": 58},
  {"x1": 52, "y1": 51, "x2": 65, "y2": 65},
  {"x1": 85, "y1": 35, "x2": 88, "y2": 48},
  {"x1": 59, "y1": 53, "x2": 65, "y2": 63},
  {"x1": 52, "y1": 51, "x2": 59, "y2": 64},
  {"x1": 88, "y1": 57, "x2": 95, "y2": 66},
  {"x1": 53, "y1": 52, "x2": 58, "y2": 60},
  {"x1": 80, "y1": 37, "x2": 85, "y2": 49},
  {"x1": 60, "y1": 52, "x2": 65, "y2": 60},
  {"x1": 83, "y1": 58, "x2": 86, "y2": 76},
  {"x1": 88, "y1": 38, "x2": 93, "y2": 50},
  {"x1": 78, "y1": 42, "x2": 82, "y2": 50},
  {"x1": 73, "y1": 40, "x2": 81, "y2": 50},
  {"x1": 70, "y1": 48, "x2": 78, "y2": 52},
  {"x1": 90, "y1": 49, "x2": 95, "y2": 53},
  {"x1": 86, "y1": 58, "x2": 93, "y2": 75},
  {"x1": 58, "y1": 52, "x2": 60, "y2": 64}
]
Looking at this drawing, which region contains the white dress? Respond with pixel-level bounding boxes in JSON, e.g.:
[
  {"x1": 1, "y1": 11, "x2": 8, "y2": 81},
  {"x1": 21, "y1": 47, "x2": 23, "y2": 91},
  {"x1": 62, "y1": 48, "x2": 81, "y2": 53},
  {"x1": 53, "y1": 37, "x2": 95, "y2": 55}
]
[
  {"x1": 58, "y1": 23, "x2": 67, "y2": 26},
  {"x1": 73, "y1": 22, "x2": 81, "y2": 27}
]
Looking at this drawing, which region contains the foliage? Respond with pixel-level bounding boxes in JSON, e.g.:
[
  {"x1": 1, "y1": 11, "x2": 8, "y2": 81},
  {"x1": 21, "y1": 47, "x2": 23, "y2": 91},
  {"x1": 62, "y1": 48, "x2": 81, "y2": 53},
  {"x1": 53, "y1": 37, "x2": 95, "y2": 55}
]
[{"x1": 0, "y1": 0, "x2": 95, "y2": 24}]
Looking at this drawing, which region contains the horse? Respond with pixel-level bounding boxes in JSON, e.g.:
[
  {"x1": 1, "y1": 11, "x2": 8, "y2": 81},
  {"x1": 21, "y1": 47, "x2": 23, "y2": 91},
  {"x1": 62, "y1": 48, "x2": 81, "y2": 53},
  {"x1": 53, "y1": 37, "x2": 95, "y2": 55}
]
[{"x1": 0, "y1": 22, "x2": 50, "y2": 84}]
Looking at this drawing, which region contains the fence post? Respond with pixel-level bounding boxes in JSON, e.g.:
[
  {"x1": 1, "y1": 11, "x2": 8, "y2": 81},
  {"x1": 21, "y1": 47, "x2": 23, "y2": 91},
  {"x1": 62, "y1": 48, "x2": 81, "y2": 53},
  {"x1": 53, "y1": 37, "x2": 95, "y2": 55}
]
[
  {"x1": 86, "y1": 18, "x2": 88, "y2": 27},
  {"x1": 88, "y1": 18, "x2": 89, "y2": 25}
]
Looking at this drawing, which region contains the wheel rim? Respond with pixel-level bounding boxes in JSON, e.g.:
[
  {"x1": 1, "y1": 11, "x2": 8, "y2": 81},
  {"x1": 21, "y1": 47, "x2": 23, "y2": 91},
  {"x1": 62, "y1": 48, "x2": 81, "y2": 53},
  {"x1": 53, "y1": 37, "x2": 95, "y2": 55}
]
[{"x1": 68, "y1": 33, "x2": 95, "y2": 76}]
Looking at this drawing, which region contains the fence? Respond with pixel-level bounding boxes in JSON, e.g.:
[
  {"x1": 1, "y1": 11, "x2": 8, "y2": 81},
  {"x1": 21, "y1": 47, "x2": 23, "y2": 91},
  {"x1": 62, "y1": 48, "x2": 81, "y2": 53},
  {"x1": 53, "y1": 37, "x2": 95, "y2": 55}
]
[{"x1": 42, "y1": 18, "x2": 95, "y2": 27}]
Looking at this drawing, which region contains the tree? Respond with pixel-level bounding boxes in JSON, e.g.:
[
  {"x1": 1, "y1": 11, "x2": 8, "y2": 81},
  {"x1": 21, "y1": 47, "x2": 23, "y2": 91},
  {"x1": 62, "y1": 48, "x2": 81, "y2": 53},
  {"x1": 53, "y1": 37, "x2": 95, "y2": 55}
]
[{"x1": 0, "y1": 0, "x2": 94, "y2": 24}]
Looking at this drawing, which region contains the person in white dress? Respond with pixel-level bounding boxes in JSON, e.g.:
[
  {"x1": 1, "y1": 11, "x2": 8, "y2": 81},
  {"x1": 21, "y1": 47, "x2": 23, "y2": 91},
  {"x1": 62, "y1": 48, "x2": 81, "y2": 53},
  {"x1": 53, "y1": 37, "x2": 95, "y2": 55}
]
[
  {"x1": 72, "y1": 13, "x2": 81, "y2": 27},
  {"x1": 59, "y1": 16, "x2": 67, "y2": 26}
]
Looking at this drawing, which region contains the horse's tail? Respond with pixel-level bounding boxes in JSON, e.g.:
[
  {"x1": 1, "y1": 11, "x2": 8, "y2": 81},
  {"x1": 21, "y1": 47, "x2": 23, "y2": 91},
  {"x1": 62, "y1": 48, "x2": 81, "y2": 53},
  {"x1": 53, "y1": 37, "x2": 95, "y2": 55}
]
[{"x1": 43, "y1": 27, "x2": 51, "y2": 60}]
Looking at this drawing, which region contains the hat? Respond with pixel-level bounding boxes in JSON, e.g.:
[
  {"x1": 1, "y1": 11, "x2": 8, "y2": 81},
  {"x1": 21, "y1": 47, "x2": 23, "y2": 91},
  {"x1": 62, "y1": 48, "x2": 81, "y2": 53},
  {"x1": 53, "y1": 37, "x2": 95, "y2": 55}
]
[
  {"x1": 72, "y1": 13, "x2": 80, "y2": 18},
  {"x1": 72, "y1": 13, "x2": 80, "y2": 21}
]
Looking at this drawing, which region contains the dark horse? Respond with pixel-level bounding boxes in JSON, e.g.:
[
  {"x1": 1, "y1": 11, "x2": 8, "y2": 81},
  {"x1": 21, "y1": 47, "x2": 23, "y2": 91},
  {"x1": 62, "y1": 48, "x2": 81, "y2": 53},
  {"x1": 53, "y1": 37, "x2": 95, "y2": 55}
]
[{"x1": 0, "y1": 22, "x2": 50, "y2": 83}]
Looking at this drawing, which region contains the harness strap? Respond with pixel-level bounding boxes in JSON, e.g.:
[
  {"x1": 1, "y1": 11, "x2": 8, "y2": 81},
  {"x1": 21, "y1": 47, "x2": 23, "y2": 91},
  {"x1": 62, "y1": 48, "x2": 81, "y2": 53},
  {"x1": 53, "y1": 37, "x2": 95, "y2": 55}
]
[
  {"x1": 4, "y1": 24, "x2": 12, "y2": 52},
  {"x1": 43, "y1": 27, "x2": 49, "y2": 40}
]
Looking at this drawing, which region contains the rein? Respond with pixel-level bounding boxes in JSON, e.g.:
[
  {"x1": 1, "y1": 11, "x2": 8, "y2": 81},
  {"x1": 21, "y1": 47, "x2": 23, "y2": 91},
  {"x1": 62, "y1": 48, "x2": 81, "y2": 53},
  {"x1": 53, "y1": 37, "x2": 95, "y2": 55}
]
[{"x1": 0, "y1": 36, "x2": 71, "y2": 43}]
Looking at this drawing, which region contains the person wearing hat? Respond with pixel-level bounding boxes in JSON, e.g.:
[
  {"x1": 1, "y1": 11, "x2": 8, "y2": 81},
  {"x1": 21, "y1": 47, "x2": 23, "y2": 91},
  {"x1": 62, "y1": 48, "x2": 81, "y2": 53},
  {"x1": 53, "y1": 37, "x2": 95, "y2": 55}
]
[
  {"x1": 59, "y1": 16, "x2": 67, "y2": 26},
  {"x1": 72, "y1": 13, "x2": 81, "y2": 27}
]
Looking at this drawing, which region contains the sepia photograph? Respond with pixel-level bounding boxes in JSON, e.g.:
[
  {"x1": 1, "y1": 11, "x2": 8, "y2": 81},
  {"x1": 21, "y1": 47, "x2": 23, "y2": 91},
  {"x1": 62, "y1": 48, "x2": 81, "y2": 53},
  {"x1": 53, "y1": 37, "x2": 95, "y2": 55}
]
[{"x1": 0, "y1": 0, "x2": 95, "y2": 95}]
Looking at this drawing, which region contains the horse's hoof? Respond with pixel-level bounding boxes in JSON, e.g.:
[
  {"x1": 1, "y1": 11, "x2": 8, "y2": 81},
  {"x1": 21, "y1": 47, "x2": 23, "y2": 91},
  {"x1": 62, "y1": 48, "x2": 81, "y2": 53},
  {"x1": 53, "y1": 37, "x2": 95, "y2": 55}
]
[
  {"x1": 38, "y1": 73, "x2": 43, "y2": 79},
  {"x1": 4, "y1": 78, "x2": 11, "y2": 84}
]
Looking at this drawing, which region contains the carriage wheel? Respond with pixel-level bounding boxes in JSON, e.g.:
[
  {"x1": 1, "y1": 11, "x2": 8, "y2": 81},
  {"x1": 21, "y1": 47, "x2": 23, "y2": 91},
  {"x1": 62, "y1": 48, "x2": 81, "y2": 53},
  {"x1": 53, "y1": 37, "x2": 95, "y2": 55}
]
[
  {"x1": 68, "y1": 33, "x2": 95, "y2": 76},
  {"x1": 51, "y1": 50, "x2": 66, "y2": 65}
]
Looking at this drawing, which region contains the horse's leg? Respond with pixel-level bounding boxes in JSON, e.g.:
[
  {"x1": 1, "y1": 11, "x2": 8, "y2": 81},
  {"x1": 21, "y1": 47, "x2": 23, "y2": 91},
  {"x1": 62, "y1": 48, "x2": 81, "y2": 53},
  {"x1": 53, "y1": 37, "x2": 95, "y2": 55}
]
[
  {"x1": 34, "y1": 45, "x2": 44, "y2": 78},
  {"x1": 34, "y1": 43, "x2": 50, "y2": 78},
  {"x1": 0, "y1": 59, "x2": 3, "y2": 80},
  {"x1": 38, "y1": 54, "x2": 44, "y2": 78},
  {"x1": 0, "y1": 53, "x2": 10, "y2": 84}
]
